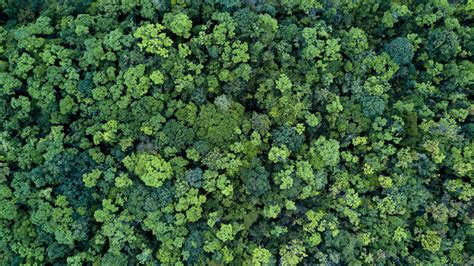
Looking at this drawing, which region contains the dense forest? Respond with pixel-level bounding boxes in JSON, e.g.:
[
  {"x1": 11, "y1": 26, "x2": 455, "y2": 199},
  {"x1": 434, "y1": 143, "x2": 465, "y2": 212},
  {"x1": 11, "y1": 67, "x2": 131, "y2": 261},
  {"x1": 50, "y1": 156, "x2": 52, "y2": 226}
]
[{"x1": 0, "y1": 0, "x2": 473, "y2": 265}]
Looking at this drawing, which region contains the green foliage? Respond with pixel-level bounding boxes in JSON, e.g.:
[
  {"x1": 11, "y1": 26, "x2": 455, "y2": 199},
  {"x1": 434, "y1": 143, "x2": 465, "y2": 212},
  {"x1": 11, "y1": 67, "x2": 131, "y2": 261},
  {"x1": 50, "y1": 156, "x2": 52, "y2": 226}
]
[
  {"x1": 123, "y1": 153, "x2": 173, "y2": 188},
  {"x1": 311, "y1": 136, "x2": 340, "y2": 169},
  {"x1": 163, "y1": 12, "x2": 192, "y2": 38},
  {"x1": 252, "y1": 247, "x2": 272, "y2": 265},
  {"x1": 279, "y1": 240, "x2": 307, "y2": 266},
  {"x1": 427, "y1": 29, "x2": 460, "y2": 62},
  {"x1": 421, "y1": 230, "x2": 443, "y2": 253},
  {"x1": 241, "y1": 158, "x2": 271, "y2": 197},
  {"x1": 0, "y1": 1, "x2": 472, "y2": 265},
  {"x1": 216, "y1": 223, "x2": 235, "y2": 242},
  {"x1": 272, "y1": 126, "x2": 304, "y2": 152},
  {"x1": 133, "y1": 23, "x2": 173, "y2": 57},
  {"x1": 385, "y1": 37, "x2": 414, "y2": 65}
]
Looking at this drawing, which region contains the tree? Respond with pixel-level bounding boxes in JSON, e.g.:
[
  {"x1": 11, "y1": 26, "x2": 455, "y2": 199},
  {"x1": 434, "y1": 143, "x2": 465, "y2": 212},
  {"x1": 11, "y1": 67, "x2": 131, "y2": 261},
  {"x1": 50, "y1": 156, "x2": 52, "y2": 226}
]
[
  {"x1": 133, "y1": 23, "x2": 173, "y2": 57},
  {"x1": 163, "y1": 12, "x2": 192, "y2": 38},
  {"x1": 122, "y1": 153, "x2": 173, "y2": 188},
  {"x1": 252, "y1": 247, "x2": 272, "y2": 266},
  {"x1": 384, "y1": 37, "x2": 414, "y2": 65},
  {"x1": 0, "y1": 0, "x2": 472, "y2": 264}
]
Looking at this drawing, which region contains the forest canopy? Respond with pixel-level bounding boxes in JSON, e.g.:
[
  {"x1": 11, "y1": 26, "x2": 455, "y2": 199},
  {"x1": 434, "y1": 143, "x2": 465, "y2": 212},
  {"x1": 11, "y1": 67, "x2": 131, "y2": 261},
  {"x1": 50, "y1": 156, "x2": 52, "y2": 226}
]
[{"x1": 0, "y1": 0, "x2": 473, "y2": 265}]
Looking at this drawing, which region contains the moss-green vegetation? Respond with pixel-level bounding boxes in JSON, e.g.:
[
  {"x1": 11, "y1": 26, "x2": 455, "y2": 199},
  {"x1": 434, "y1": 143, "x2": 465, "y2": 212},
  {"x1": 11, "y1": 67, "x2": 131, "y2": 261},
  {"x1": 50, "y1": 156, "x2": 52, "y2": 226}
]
[{"x1": 0, "y1": 0, "x2": 472, "y2": 264}]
